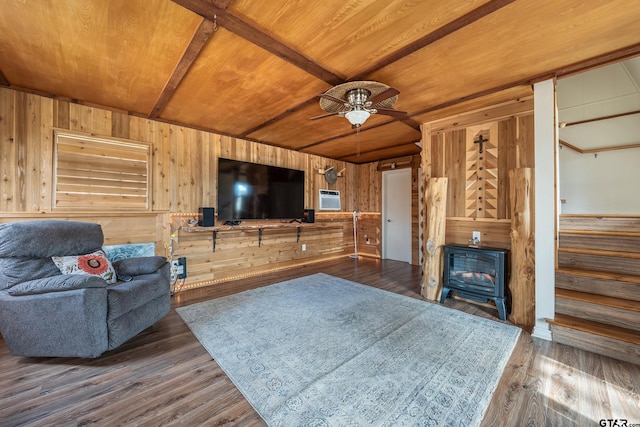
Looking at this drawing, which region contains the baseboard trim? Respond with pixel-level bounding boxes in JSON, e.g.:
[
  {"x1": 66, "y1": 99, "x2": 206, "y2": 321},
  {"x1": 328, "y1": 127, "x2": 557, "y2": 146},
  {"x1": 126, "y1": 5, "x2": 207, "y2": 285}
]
[{"x1": 532, "y1": 324, "x2": 553, "y2": 341}]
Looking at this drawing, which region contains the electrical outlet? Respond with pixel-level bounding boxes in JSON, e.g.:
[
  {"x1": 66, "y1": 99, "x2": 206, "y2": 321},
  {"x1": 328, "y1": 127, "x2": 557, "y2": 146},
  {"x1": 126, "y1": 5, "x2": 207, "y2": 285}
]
[
  {"x1": 171, "y1": 257, "x2": 187, "y2": 280},
  {"x1": 472, "y1": 231, "x2": 481, "y2": 243},
  {"x1": 302, "y1": 244, "x2": 306, "y2": 251},
  {"x1": 170, "y1": 261, "x2": 178, "y2": 280}
]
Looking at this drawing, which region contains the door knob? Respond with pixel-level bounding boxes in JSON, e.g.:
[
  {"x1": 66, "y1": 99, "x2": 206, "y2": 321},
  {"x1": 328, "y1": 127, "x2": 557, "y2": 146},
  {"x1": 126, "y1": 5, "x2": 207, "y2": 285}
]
[{"x1": 387, "y1": 219, "x2": 392, "y2": 222}]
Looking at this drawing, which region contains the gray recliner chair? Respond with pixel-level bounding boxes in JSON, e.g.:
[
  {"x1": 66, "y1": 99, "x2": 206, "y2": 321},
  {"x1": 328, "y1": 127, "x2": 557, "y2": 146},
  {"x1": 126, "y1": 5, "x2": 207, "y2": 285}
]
[{"x1": 0, "y1": 220, "x2": 171, "y2": 358}]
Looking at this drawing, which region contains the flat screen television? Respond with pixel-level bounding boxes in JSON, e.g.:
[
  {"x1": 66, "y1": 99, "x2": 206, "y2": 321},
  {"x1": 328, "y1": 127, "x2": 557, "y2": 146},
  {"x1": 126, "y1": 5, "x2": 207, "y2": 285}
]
[{"x1": 217, "y1": 158, "x2": 305, "y2": 221}]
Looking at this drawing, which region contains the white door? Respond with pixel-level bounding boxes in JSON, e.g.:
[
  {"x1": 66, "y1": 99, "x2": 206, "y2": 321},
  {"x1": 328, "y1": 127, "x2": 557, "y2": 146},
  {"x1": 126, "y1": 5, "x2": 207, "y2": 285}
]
[{"x1": 382, "y1": 168, "x2": 411, "y2": 263}]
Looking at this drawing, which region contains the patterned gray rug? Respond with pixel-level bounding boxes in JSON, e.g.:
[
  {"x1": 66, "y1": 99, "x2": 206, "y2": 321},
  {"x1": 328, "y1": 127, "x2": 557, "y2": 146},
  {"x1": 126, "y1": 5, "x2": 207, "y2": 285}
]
[{"x1": 176, "y1": 273, "x2": 521, "y2": 426}]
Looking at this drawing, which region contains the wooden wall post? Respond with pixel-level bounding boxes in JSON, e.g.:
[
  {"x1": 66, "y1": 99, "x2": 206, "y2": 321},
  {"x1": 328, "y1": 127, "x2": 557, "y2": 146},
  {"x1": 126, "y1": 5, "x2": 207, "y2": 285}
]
[
  {"x1": 422, "y1": 177, "x2": 448, "y2": 300},
  {"x1": 508, "y1": 167, "x2": 536, "y2": 328}
]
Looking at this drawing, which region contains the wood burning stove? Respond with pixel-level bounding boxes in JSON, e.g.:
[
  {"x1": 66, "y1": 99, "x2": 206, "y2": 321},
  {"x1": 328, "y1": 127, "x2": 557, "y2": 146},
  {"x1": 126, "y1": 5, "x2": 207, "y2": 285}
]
[{"x1": 440, "y1": 244, "x2": 509, "y2": 320}]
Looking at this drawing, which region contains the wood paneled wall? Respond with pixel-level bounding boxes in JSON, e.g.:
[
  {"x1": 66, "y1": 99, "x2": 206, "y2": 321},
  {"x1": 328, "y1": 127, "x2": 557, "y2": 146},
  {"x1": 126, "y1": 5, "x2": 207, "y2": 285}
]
[
  {"x1": 3, "y1": 86, "x2": 524, "y2": 290},
  {"x1": 0, "y1": 87, "x2": 384, "y2": 288},
  {"x1": 422, "y1": 101, "x2": 534, "y2": 250},
  {"x1": 0, "y1": 87, "x2": 372, "y2": 214},
  {"x1": 420, "y1": 100, "x2": 535, "y2": 315},
  {"x1": 0, "y1": 212, "x2": 168, "y2": 253},
  {"x1": 429, "y1": 115, "x2": 534, "y2": 221}
]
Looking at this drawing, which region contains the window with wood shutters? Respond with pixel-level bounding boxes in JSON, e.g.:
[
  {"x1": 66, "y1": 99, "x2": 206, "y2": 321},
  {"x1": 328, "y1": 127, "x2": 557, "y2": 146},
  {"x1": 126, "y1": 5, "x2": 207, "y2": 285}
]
[{"x1": 53, "y1": 131, "x2": 151, "y2": 210}]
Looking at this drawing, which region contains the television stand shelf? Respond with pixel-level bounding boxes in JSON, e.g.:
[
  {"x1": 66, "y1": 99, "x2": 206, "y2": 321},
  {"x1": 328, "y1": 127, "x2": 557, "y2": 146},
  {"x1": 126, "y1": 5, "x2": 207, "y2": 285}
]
[{"x1": 181, "y1": 221, "x2": 312, "y2": 252}]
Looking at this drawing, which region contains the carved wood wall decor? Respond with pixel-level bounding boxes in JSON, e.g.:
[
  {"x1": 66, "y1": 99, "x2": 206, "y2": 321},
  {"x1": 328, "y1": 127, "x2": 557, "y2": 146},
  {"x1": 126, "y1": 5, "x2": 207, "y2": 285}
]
[{"x1": 466, "y1": 123, "x2": 498, "y2": 218}]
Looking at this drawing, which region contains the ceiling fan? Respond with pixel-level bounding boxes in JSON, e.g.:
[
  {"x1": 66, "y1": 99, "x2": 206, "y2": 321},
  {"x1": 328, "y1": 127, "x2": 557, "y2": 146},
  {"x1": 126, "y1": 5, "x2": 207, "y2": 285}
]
[{"x1": 311, "y1": 81, "x2": 408, "y2": 128}]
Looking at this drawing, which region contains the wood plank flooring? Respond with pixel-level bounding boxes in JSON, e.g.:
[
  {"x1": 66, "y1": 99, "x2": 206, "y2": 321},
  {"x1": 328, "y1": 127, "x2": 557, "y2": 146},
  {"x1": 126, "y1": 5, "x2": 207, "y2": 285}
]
[{"x1": 1, "y1": 257, "x2": 639, "y2": 426}]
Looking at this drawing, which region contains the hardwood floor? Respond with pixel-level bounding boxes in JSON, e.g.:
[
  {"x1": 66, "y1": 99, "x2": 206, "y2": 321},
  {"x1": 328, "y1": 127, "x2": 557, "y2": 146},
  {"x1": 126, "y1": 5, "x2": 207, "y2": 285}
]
[{"x1": 1, "y1": 257, "x2": 639, "y2": 426}]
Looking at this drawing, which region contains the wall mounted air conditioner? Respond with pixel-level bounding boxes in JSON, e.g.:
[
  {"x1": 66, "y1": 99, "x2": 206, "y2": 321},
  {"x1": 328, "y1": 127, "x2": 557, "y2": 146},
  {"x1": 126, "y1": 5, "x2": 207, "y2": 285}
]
[{"x1": 319, "y1": 189, "x2": 341, "y2": 211}]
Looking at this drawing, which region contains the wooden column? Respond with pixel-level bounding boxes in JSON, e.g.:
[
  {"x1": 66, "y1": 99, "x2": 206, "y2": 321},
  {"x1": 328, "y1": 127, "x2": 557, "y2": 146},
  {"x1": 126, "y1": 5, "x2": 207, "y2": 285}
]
[
  {"x1": 422, "y1": 177, "x2": 448, "y2": 300},
  {"x1": 508, "y1": 167, "x2": 535, "y2": 328},
  {"x1": 420, "y1": 123, "x2": 433, "y2": 268}
]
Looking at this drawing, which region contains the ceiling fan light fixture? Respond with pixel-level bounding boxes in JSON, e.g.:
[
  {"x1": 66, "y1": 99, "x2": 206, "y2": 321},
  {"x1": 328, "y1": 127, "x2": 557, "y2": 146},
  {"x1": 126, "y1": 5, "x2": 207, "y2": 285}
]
[
  {"x1": 315, "y1": 81, "x2": 406, "y2": 129},
  {"x1": 345, "y1": 109, "x2": 370, "y2": 127}
]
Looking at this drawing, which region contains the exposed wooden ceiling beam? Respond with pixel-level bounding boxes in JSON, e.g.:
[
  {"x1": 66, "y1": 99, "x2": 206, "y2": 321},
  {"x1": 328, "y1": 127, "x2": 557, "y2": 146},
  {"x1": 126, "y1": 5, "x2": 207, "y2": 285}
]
[
  {"x1": 298, "y1": 119, "x2": 420, "y2": 151},
  {"x1": 211, "y1": 0, "x2": 233, "y2": 9},
  {"x1": 399, "y1": 117, "x2": 422, "y2": 131},
  {"x1": 149, "y1": 18, "x2": 215, "y2": 118},
  {"x1": 410, "y1": 81, "x2": 534, "y2": 119},
  {"x1": 241, "y1": 98, "x2": 318, "y2": 138},
  {"x1": 411, "y1": 44, "x2": 640, "y2": 121},
  {"x1": 351, "y1": 0, "x2": 518, "y2": 80},
  {"x1": 248, "y1": 38, "x2": 640, "y2": 152},
  {"x1": 171, "y1": 0, "x2": 344, "y2": 85},
  {"x1": 164, "y1": 2, "x2": 640, "y2": 163},
  {"x1": 336, "y1": 141, "x2": 421, "y2": 161},
  {"x1": 555, "y1": 42, "x2": 640, "y2": 79}
]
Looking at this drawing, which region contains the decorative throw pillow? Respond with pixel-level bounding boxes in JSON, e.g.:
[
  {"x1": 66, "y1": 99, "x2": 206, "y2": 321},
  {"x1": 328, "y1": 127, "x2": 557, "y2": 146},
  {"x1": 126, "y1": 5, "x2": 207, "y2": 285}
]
[{"x1": 52, "y1": 250, "x2": 116, "y2": 284}]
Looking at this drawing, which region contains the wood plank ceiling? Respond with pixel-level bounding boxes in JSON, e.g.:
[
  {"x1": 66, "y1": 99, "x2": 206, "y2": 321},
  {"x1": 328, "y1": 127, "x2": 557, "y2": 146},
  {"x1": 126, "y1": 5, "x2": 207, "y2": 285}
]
[{"x1": 1, "y1": 0, "x2": 640, "y2": 163}]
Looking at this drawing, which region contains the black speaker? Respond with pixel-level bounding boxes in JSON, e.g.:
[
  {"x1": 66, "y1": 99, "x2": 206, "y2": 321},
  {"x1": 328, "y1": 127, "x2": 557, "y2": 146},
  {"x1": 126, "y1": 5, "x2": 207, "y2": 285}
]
[
  {"x1": 303, "y1": 209, "x2": 315, "y2": 223},
  {"x1": 198, "y1": 207, "x2": 215, "y2": 227}
]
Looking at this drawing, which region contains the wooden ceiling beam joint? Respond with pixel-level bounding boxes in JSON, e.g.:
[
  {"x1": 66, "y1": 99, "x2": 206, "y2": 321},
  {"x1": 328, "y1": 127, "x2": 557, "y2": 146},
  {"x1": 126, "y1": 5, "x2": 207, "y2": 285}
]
[
  {"x1": 211, "y1": 0, "x2": 233, "y2": 9},
  {"x1": 172, "y1": 0, "x2": 344, "y2": 85}
]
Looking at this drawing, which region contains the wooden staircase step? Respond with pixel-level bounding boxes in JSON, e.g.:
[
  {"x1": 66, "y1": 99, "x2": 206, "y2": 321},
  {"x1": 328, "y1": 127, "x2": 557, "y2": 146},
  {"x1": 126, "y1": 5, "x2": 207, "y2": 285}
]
[
  {"x1": 555, "y1": 288, "x2": 640, "y2": 332},
  {"x1": 556, "y1": 267, "x2": 640, "y2": 285},
  {"x1": 556, "y1": 215, "x2": 640, "y2": 363},
  {"x1": 559, "y1": 215, "x2": 640, "y2": 233},
  {"x1": 556, "y1": 288, "x2": 640, "y2": 312},
  {"x1": 548, "y1": 313, "x2": 640, "y2": 345},
  {"x1": 558, "y1": 247, "x2": 640, "y2": 259},
  {"x1": 556, "y1": 267, "x2": 640, "y2": 302},
  {"x1": 559, "y1": 232, "x2": 640, "y2": 253},
  {"x1": 560, "y1": 229, "x2": 640, "y2": 238},
  {"x1": 547, "y1": 314, "x2": 640, "y2": 365},
  {"x1": 558, "y1": 250, "x2": 640, "y2": 276}
]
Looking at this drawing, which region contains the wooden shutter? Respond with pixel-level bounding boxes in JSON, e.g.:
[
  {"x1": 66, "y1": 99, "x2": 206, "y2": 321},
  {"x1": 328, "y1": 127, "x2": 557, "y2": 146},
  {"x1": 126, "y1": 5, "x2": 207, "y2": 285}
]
[{"x1": 53, "y1": 131, "x2": 150, "y2": 210}]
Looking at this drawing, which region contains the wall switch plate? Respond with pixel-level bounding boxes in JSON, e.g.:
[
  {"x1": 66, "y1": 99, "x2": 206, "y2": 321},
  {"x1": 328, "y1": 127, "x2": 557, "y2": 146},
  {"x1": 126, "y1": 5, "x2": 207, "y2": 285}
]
[
  {"x1": 302, "y1": 244, "x2": 306, "y2": 251},
  {"x1": 472, "y1": 231, "x2": 481, "y2": 243}
]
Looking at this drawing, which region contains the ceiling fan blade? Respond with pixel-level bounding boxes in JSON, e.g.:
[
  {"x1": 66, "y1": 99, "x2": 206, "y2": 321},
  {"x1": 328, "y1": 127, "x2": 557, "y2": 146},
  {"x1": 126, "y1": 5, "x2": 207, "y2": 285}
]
[
  {"x1": 375, "y1": 108, "x2": 408, "y2": 118},
  {"x1": 310, "y1": 112, "x2": 341, "y2": 121},
  {"x1": 368, "y1": 87, "x2": 400, "y2": 105},
  {"x1": 318, "y1": 93, "x2": 347, "y2": 105}
]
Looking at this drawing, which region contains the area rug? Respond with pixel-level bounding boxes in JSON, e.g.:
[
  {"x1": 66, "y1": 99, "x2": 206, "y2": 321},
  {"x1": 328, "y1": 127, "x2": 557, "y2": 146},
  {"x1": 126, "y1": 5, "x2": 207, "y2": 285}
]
[{"x1": 176, "y1": 273, "x2": 521, "y2": 426}]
